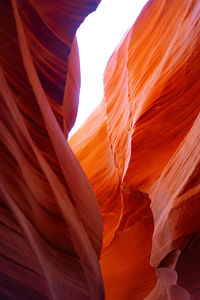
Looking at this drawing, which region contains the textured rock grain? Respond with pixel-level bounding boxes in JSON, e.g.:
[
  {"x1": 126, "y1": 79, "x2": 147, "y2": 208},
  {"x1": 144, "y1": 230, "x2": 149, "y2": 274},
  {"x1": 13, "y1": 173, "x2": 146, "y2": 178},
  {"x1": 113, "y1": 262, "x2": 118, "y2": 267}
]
[
  {"x1": 0, "y1": 0, "x2": 104, "y2": 299},
  {"x1": 70, "y1": 0, "x2": 200, "y2": 299}
]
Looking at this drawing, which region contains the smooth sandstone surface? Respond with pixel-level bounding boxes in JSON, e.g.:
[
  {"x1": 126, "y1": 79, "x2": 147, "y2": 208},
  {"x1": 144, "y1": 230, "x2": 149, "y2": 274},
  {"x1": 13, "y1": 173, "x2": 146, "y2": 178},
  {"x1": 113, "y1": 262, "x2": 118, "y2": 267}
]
[
  {"x1": 0, "y1": 0, "x2": 104, "y2": 299},
  {"x1": 1, "y1": 0, "x2": 200, "y2": 299},
  {"x1": 70, "y1": 0, "x2": 200, "y2": 299}
]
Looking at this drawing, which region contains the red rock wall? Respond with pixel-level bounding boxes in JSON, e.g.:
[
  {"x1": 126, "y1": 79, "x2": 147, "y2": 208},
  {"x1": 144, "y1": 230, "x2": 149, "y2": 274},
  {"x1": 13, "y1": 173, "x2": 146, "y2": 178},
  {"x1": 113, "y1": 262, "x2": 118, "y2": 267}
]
[
  {"x1": 70, "y1": 0, "x2": 200, "y2": 299},
  {"x1": 0, "y1": 0, "x2": 104, "y2": 299}
]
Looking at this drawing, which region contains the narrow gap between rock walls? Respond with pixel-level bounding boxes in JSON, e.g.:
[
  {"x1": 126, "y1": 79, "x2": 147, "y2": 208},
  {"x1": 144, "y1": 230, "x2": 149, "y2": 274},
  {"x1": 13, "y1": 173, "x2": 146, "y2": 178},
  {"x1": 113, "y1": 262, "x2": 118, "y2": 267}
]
[{"x1": 69, "y1": 0, "x2": 148, "y2": 137}]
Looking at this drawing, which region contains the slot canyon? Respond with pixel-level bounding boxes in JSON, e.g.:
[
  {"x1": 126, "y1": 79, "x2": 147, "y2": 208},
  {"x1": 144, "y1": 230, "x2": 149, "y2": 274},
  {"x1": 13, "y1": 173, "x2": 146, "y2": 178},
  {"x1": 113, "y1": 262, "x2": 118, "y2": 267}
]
[{"x1": 0, "y1": 0, "x2": 200, "y2": 299}]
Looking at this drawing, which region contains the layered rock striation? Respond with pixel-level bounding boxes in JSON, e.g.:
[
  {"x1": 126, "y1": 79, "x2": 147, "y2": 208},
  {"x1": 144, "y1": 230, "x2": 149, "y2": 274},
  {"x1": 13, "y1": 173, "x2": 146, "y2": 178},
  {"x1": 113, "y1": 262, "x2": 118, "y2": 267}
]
[
  {"x1": 70, "y1": 0, "x2": 200, "y2": 299},
  {"x1": 0, "y1": 0, "x2": 104, "y2": 299},
  {"x1": 1, "y1": 0, "x2": 200, "y2": 299}
]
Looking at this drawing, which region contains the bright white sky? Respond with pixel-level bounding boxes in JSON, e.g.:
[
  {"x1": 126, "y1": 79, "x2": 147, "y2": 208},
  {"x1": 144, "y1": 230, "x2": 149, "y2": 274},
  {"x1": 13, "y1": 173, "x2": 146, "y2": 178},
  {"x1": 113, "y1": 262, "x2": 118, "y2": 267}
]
[{"x1": 70, "y1": 0, "x2": 148, "y2": 136}]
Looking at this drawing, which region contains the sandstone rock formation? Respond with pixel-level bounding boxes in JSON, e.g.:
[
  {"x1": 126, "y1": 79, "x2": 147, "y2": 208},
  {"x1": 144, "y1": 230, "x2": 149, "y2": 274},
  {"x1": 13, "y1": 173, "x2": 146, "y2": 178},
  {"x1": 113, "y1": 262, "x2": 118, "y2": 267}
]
[
  {"x1": 1, "y1": 0, "x2": 200, "y2": 299},
  {"x1": 70, "y1": 0, "x2": 200, "y2": 299},
  {"x1": 0, "y1": 0, "x2": 104, "y2": 299}
]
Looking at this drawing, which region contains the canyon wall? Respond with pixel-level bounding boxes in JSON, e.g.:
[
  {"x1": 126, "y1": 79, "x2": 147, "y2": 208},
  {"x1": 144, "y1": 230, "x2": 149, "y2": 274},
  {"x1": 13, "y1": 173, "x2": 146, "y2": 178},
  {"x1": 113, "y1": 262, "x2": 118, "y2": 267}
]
[
  {"x1": 0, "y1": 0, "x2": 104, "y2": 299},
  {"x1": 70, "y1": 0, "x2": 200, "y2": 299},
  {"x1": 1, "y1": 0, "x2": 200, "y2": 299}
]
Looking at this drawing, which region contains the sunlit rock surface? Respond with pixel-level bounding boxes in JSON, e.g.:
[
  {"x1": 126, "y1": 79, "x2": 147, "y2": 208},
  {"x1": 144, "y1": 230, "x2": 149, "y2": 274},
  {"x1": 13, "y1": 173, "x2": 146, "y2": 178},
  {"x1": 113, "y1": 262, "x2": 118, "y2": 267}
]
[
  {"x1": 0, "y1": 0, "x2": 104, "y2": 299},
  {"x1": 1, "y1": 0, "x2": 200, "y2": 299},
  {"x1": 70, "y1": 0, "x2": 200, "y2": 299}
]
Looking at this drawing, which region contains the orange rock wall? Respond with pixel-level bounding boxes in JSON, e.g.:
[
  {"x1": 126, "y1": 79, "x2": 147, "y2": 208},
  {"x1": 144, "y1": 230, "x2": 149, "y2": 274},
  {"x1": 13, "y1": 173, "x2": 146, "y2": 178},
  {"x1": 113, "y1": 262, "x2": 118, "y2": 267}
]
[
  {"x1": 1, "y1": 0, "x2": 200, "y2": 299},
  {"x1": 70, "y1": 0, "x2": 200, "y2": 299}
]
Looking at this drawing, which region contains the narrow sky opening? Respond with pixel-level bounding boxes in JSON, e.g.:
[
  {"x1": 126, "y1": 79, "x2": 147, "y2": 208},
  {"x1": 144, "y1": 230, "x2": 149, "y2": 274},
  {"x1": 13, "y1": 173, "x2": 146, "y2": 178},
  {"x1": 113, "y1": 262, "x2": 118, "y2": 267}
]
[{"x1": 70, "y1": 0, "x2": 148, "y2": 136}]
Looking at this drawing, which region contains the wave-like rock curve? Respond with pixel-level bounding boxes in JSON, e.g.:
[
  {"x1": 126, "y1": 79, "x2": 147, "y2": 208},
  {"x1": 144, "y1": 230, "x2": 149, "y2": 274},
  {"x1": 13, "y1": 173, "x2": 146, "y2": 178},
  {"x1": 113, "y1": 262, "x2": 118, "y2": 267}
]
[
  {"x1": 1, "y1": 0, "x2": 200, "y2": 299},
  {"x1": 70, "y1": 0, "x2": 200, "y2": 299},
  {"x1": 0, "y1": 0, "x2": 104, "y2": 299}
]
